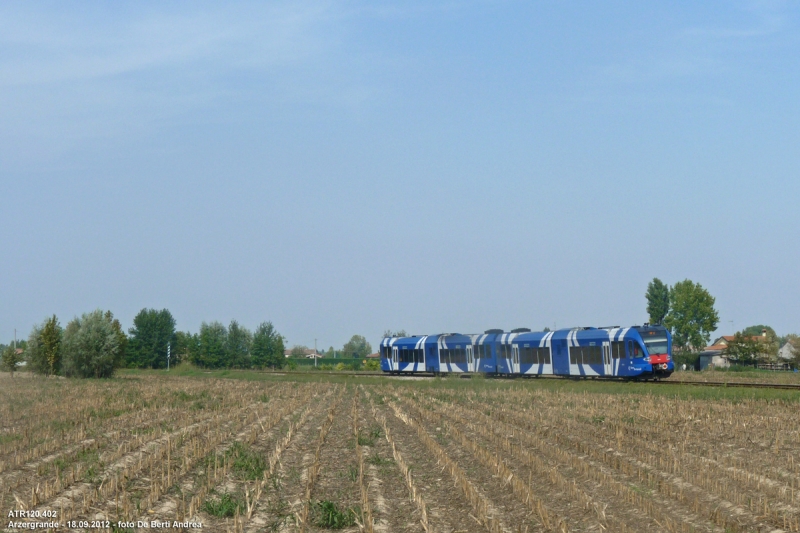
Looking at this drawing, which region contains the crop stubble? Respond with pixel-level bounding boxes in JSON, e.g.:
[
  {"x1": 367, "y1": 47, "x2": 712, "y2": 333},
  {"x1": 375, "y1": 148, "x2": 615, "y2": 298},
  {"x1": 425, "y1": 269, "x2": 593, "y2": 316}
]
[{"x1": 1, "y1": 376, "x2": 799, "y2": 533}]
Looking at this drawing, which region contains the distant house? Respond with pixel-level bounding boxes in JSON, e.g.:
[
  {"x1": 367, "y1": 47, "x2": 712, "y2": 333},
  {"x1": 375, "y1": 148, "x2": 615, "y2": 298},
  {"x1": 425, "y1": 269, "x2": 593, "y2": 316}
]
[
  {"x1": 708, "y1": 330, "x2": 771, "y2": 349},
  {"x1": 698, "y1": 330, "x2": 773, "y2": 370},
  {"x1": 778, "y1": 343, "x2": 796, "y2": 362},
  {"x1": 366, "y1": 352, "x2": 380, "y2": 359},
  {"x1": 698, "y1": 350, "x2": 730, "y2": 370},
  {"x1": 283, "y1": 348, "x2": 322, "y2": 359}
]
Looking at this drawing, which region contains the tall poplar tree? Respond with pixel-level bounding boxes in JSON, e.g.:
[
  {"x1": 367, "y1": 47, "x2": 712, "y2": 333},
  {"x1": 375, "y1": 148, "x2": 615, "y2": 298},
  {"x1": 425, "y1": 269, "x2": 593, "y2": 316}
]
[
  {"x1": 40, "y1": 315, "x2": 62, "y2": 375},
  {"x1": 645, "y1": 278, "x2": 670, "y2": 325}
]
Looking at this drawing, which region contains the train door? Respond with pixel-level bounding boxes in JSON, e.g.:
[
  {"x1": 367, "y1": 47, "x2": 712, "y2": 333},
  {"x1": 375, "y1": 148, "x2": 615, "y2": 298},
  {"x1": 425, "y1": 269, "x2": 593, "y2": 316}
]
[
  {"x1": 511, "y1": 344, "x2": 520, "y2": 374},
  {"x1": 602, "y1": 342, "x2": 613, "y2": 376},
  {"x1": 391, "y1": 346, "x2": 398, "y2": 372},
  {"x1": 466, "y1": 345, "x2": 475, "y2": 372}
]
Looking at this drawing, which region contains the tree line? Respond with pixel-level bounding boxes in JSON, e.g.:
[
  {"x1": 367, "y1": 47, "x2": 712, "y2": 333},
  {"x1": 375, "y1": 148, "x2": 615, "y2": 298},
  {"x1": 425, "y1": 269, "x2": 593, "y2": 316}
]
[
  {"x1": 645, "y1": 278, "x2": 799, "y2": 367},
  {"x1": 1, "y1": 308, "x2": 287, "y2": 378}
]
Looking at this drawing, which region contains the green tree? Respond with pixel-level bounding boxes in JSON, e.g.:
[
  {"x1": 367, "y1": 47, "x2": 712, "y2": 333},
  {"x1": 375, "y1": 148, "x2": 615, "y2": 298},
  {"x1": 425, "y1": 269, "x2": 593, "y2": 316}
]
[
  {"x1": 127, "y1": 308, "x2": 176, "y2": 368},
  {"x1": 342, "y1": 335, "x2": 372, "y2": 359},
  {"x1": 226, "y1": 320, "x2": 252, "y2": 368},
  {"x1": 724, "y1": 331, "x2": 762, "y2": 366},
  {"x1": 61, "y1": 310, "x2": 125, "y2": 378},
  {"x1": 289, "y1": 345, "x2": 310, "y2": 358},
  {"x1": 251, "y1": 322, "x2": 285, "y2": 369},
  {"x1": 739, "y1": 325, "x2": 780, "y2": 359},
  {"x1": 382, "y1": 329, "x2": 408, "y2": 338},
  {"x1": 106, "y1": 311, "x2": 128, "y2": 367},
  {"x1": 173, "y1": 331, "x2": 199, "y2": 364},
  {"x1": 645, "y1": 278, "x2": 670, "y2": 325},
  {"x1": 663, "y1": 279, "x2": 719, "y2": 352},
  {"x1": 25, "y1": 324, "x2": 48, "y2": 375},
  {"x1": 41, "y1": 315, "x2": 62, "y2": 375},
  {"x1": 1, "y1": 345, "x2": 23, "y2": 376},
  {"x1": 192, "y1": 321, "x2": 227, "y2": 368},
  {"x1": 785, "y1": 334, "x2": 800, "y2": 367}
]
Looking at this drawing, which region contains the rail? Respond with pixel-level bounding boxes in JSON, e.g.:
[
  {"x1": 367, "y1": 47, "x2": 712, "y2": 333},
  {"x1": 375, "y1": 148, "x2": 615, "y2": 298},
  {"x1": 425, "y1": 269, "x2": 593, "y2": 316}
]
[{"x1": 258, "y1": 370, "x2": 800, "y2": 390}]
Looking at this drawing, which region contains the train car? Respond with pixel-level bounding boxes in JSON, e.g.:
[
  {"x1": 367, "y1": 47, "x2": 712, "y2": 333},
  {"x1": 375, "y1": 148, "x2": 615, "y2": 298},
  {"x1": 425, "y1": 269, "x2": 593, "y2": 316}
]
[{"x1": 381, "y1": 324, "x2": 673, "y2": 379}]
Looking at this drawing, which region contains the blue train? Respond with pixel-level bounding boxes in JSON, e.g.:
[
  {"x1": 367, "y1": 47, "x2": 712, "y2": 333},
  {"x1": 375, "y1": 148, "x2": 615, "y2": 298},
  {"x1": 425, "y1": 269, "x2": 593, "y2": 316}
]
[{"x1": 380, "y1": 325, "x2": 673, "y2": 379}]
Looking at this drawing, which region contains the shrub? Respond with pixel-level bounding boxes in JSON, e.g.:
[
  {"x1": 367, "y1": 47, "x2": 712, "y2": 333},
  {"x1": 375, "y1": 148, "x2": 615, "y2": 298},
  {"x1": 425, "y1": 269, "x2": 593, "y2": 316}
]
[
  {"x1": 1, "y1": 345, "x2": 22, "y2": 375},
  {"x1": 61, "y1": 310, "x2": 124, "y2": 378}
]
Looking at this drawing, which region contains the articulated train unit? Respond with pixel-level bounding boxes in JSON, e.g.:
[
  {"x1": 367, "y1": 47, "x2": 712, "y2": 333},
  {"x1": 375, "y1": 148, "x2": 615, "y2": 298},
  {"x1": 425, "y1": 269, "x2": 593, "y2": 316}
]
[{"x1": 380, "y1": 325, "x2": 674, "y2": 379}]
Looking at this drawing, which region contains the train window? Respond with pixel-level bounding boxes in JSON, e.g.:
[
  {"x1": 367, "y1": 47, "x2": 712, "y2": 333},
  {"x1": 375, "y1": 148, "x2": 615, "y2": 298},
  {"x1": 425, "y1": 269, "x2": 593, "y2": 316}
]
[
  {"x1": 520, "y1": 346, "x2": 549, "y2": 365},
  {"x1": 612, "y1": 341, "x2": 625, "y2": 359},
  {"x1": 484, "y1": 345, "x2": 492, "y2": 358},
  {"x1": 570, "y1": 345, "x2": 605, "y2": 365}
]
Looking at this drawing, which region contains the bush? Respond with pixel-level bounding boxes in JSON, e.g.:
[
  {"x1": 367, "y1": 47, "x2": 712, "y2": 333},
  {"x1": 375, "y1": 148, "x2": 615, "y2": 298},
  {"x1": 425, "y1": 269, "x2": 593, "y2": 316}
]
[
  {"x1": 672, "y1": 351, "x2": 700, "y2": 370},
  {"x1": 363, "y1": 359, "x2": 380, "y2": 371},
  {"x1": 1, "y1": 345, "x2": 22, "y2": 375},
  {"x1": 61, "y1": 310, "x2": 125, "y2": 378}
]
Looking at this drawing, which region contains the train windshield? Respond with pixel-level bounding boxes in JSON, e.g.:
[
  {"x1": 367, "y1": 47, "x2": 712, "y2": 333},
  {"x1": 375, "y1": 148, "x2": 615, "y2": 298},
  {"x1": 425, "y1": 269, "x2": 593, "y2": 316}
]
[{"x1": 641, "y1": 333, "x2": 669, "y2": 355}]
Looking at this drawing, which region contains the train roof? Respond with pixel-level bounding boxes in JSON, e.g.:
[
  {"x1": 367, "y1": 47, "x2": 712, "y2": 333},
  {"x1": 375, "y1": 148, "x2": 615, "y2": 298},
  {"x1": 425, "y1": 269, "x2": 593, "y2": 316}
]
[{"x1": 382, "y1": 326, "x2": 657, "y2": 346}]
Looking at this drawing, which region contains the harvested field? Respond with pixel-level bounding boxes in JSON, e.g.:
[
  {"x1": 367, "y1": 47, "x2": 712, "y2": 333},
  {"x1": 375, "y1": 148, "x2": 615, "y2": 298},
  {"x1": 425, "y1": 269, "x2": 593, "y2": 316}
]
[
  {"x1": 2, "y1": 373, "x2": 800, "y2": 532},
  {"x1": 666, "y1": 370, "x2": 800, "y2": 385}
]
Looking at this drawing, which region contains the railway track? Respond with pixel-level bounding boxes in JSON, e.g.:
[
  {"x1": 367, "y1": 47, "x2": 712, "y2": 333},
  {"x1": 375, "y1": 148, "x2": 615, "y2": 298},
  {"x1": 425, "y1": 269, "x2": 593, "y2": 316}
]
[
  {"x1": 265, "y1": 370, "x2": 800, "y2": 390},
  {"x1": 650, "y1": 378, "x2": 800, "y2": 390}
]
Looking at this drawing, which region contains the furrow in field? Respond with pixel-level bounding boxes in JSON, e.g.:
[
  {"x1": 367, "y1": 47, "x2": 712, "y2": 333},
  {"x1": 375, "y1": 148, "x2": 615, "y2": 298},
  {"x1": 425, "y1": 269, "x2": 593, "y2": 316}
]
[
  {"x1": 360, "y1": 387, "x2": 426, "y2": 533},
  {"x1": 25, "y1": 396, "x2": 276, "y2": 527},
  {"x1": 385, "y1": 394, "x2": 535, "y2": 533},
  {"x1": 370, "y1": 395, "x2": 488, "y2": 533},
  {"x1": 243, "y1": 389, "x2": 327, "y2": 533},
  {"x1": 130, "y1": 387, "x2": 323, "y2": 533},
  {"x1": 412, "y1": 391, "x2": 709, "y2": 533},
  {"x1": 445, "y1": 389, "x2": 780, "y2": 532},
  {"x1": 296, "y1": 388, "x2": 346, "y2": 532},
  {"x1": 0, "y1": 405, "x2": 218, "y2": 498},
  {"x1": 244, "y1": 388, "x2": 337, "y2": 533}
]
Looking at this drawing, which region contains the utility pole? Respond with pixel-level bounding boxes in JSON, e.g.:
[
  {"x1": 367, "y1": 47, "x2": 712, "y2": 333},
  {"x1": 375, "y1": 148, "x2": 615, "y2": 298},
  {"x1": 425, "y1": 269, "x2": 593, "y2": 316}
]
[
  {"x1": 314, "y1": 338, "x2": 317, "y2": 368},
  {"x1": 167, "y1": 343, "x2": 171, "y2": 371},
  {"x1": 14, "y1": 329, "x2": 16, "y2": 350}
]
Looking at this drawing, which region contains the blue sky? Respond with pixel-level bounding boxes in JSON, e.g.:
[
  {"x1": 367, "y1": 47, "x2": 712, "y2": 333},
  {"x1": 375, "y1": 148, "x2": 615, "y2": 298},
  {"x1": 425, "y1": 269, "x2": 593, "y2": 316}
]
[{"x1": 2, "y1": 0, "x2": 798, "y2": 350}]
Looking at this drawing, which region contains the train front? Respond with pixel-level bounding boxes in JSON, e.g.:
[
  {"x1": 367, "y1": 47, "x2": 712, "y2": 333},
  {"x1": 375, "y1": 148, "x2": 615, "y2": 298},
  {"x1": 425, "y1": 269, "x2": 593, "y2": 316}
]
[{"x1": 635, "y1": 325, "x2": 674, "y2": 378}]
